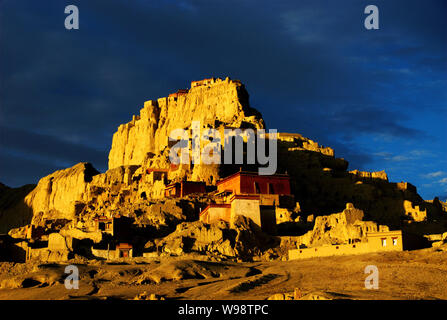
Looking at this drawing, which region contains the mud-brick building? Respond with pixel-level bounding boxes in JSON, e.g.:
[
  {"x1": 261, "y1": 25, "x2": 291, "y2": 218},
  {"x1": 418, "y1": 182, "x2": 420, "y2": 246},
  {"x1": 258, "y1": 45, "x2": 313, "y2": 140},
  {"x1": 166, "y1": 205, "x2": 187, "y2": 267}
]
[
  {"x1": 116, "y1": 243, "x2": 133, "y2": 258},
  {"x1": 165, "y1": 181, "x2": 206, "y2": 198},
  {"x1": 200, "y1": 194, "x2": 277, "y2": 234},
  {"x1": 288, "y1": 230, "x2": 403, "y2": 260},
  {"x1": 92, "y1": 216, "x2": 133, "y2": 239},
  {"x1": 200, "y1": 172, "x2": 294, "y2": 234},
  {"x1": 216, "y1": 171, "x2": 291, "y2": 196},
  {"x1": 94, "y1": 217, "x2": 113, "y2": 234},
  {"x1": 200, "y1": 204, "x2": 231, "y2": 224},
  {"x1": 92, "y1": 242, "x2": 133, "y2": 260}
]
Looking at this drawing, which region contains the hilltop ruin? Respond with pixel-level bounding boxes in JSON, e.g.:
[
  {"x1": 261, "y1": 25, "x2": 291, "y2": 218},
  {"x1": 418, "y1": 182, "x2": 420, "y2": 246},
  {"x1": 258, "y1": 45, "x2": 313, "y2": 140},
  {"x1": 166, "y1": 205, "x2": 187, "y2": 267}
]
[{"x1": 1, "y1": 77, "x2": 446, "y2": 263}]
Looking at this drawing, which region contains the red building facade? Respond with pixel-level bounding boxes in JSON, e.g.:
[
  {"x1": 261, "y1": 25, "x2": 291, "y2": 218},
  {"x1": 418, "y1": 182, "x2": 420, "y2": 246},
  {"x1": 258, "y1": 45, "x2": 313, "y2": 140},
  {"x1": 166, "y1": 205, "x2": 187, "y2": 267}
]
[
  {"x1": 165, "y1": 181, "x2": 206, "y2": 198},
  {"x1": 216, "y1": 171, "x2": 291, "y2": 195}
]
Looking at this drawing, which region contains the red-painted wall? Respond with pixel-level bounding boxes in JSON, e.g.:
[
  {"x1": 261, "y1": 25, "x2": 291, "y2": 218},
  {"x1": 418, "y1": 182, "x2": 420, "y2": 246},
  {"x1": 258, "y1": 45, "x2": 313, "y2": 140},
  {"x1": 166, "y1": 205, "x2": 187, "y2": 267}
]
[
  {"x1": 180, "y1": 181, "x2": 206, "y2": 197},
  {"x1": 217, "y1": 173, "x2": 291, "y2": 195},
  {"x1": 217, "y1": 174, "x2": 241, "y2": 194}
]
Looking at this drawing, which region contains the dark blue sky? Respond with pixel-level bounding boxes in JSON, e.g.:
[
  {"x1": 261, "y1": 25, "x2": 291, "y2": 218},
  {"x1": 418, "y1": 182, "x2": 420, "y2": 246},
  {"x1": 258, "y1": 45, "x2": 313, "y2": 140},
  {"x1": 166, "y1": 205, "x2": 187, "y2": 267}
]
[{"x1": 0, "y1": 0, "x2": 446, "y2": 200}]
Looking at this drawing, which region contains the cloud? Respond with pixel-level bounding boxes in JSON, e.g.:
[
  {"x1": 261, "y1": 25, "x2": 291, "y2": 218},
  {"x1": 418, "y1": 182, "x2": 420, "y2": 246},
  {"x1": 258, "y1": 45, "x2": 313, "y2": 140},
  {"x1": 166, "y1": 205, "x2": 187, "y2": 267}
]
[
  {"x1": 422, "y1": 171, "x2": 445, "y2": 178},
  {"x1": 373, "y1": 149, "x2": 431, "y2": 163},
  {"x1": 390, "y1": 155, "x2": 411, "y2": 162},
  {"x1": 374, "y1": 152, "x2": 392, "y2": 158}
]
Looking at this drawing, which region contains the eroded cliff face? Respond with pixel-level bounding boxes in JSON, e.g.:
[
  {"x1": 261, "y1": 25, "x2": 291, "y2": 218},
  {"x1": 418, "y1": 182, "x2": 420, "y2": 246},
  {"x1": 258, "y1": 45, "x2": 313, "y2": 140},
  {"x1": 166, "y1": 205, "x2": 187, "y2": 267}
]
[
  {"x1": 299, "y1": 204, "x2": 385, "y2": 247},
  {"x1": 24, "y1": 163, "x2": 99, "y2": 225},
  {"x1": 108, "y1": 78, "x2": 265, "y2": 170},
  {"x1": 279, "y1": 204, "x2": 391, "y2": 250}
]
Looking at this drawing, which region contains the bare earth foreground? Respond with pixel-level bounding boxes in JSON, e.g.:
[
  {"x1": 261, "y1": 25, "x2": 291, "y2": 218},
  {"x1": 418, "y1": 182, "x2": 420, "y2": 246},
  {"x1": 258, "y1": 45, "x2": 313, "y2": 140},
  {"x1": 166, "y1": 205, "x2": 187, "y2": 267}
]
[{"x1": 0, "y1": 246, "x2": 446, "y2": 300}]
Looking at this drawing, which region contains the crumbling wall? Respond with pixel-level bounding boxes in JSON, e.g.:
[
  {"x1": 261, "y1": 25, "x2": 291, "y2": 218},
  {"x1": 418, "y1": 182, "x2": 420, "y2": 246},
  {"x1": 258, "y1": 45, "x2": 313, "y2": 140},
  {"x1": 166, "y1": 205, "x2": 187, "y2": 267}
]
[
  {"x1": 403, "y1": 200, "x2": 427, "y2": 222},
  {"x1": 293, "y1": 204, "x2": 388, "y2": 248}
]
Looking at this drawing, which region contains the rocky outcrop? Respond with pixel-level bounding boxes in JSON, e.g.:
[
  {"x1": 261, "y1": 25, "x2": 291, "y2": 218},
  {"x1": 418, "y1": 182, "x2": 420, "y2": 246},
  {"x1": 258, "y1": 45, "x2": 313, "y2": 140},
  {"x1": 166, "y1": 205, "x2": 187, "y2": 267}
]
[
  {"x1": 403, "y1": 200, "x2": 427, "y2": 222},
  {"x1": 108, "y1": 77, "x2": 265, "y2": 170},
  {"x1": 293, "y1": 204, "x2": 389, "y2": 248},
  {"x1": 59, "y1": 228, "x2": 103, "y2": 244},
  {"x1": 155, "y1": 216, "x2": 277, "y2": 260},
  {"x1": 275, "y1": 133, "x2": 432, "y2": 227},
  {"x1": 349, "y1": 170, "x2": 388, "y2": 181},
  {"x1": 156, "y1": 220, "x2": 236, "y2": 257},
  {"x1": 24, "y1": 163, "x2": 99, "y2": 225}
]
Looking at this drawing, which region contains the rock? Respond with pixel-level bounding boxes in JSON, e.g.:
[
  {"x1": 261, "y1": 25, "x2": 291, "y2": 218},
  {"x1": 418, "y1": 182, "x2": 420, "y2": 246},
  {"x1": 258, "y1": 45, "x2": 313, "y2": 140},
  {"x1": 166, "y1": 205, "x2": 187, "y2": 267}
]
[
  {"x1": 276, "y1": 208, "x2": 293, "y2": 223},
  {"x1": 134, "y1": 291, "x2": 165, "y2": 300},
  {"x1": 48, "y1": 233, "x2": 71, "y2": 251},
  {"x1": 8, "y1": 226, "x2": 28, "y2": 239},
  {"x1": 267, "y1": 293, "x2": 285, "y2": 300},
  {"x1": 299, "y1": 292, "x2": 332, "y2": 300},
  {"x1": 156, "y1": 216, "x2": 275, "y2": 260},
  {"x1": 294, "y1": 288, "x2": 302, "y2": 300},
  {"x1": 432, "y1": 241, "x2": 445, "y2": 248},
  {"x1": 158, "y1": 220, "x2": 236, "y2": 257},
  {"x1": 143, "y1": 240, "x2": 156, "y2": 252},
  {"x1": 403, "y1": 200, "x2": 427, "y2": 222},
  {"x1": 28, "y1": 248, "x2": 71, "y2": 262},
  {"x1": 108, "y1": 78, "x2": 265, "y2": 184},
  {"x1": 268, "y1": 290, "x2": 334, "y2": 300},
  {"x1": 294, "y1": 204, "x2": 388, "y2": 247},
  {"x1": 134, "y1": 259, "x2": 238, "y2": 285},
  {"x1": 59, "y1": 228, "x2": 102, "y2": 243},
  {"x1": 24, "y1": 163, "x2": 99, "y2": 225},
  {"x1": 91, "y1": 165, "x2": 139, "y2": 187}
]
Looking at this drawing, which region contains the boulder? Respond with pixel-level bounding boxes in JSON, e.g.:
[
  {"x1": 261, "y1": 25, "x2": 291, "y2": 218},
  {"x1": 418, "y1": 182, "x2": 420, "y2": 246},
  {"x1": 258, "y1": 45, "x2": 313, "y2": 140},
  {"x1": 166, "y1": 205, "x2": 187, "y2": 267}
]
[{"x1": 59, "y1": 228, "x2": 102, "y2": 244}]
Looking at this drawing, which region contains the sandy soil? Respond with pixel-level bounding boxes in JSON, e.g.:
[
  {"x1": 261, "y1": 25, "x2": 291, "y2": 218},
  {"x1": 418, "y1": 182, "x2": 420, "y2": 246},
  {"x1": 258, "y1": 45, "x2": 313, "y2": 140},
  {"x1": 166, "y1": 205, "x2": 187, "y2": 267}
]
[{"x1": 0, "y1": 246, "x2": 446, "y2": 300}]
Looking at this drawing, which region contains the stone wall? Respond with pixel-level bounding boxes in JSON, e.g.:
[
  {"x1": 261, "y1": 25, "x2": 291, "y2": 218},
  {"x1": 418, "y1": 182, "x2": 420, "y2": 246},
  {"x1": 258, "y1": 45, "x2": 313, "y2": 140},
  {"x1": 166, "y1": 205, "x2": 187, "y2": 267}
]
[
  {"x1": 289, "y1": 230, "x2": 403, "y2": 260},
  {"x1": 230, "y1": 196, "x2": 261, "y2": 229}
]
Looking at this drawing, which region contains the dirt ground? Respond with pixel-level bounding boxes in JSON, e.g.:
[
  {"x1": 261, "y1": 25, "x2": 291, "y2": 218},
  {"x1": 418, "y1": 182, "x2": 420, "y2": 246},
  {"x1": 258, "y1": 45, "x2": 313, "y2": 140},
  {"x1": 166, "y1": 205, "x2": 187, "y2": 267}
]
[{"x1": 0, "y1": 246, "x2": 446, "y2": 300}]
